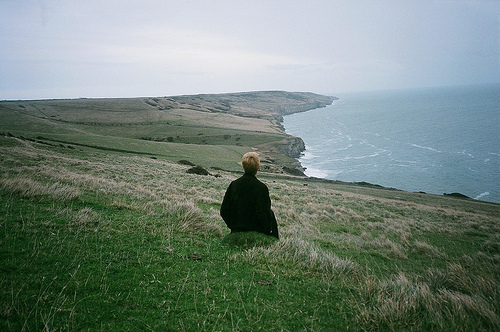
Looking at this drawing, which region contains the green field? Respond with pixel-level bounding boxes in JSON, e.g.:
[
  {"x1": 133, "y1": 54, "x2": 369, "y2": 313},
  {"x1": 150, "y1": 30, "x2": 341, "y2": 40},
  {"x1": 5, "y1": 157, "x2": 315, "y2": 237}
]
[{"x1": 0, "y1": 93, "x2": 498, "y2": 331}]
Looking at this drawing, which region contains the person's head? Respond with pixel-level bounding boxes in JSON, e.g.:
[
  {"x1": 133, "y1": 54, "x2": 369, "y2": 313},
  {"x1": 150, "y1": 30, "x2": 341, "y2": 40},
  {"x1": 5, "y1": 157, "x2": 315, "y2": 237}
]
[{"x1": 242, "y1": 152, "x2": 260, "y2": 175}]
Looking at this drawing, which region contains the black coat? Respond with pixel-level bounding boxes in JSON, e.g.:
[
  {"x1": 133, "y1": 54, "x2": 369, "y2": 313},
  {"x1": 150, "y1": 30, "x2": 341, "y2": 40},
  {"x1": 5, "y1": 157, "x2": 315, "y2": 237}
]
[{"x1": 220, "y1": 173, "x2": 279, "y2": 238}]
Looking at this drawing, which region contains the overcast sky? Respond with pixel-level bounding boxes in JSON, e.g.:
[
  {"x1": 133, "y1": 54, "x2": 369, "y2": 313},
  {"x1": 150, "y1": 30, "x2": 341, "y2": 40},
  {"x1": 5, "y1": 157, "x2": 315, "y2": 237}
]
[{"x1": 1, "y1": 0, "x2": 498, "y2": 100}]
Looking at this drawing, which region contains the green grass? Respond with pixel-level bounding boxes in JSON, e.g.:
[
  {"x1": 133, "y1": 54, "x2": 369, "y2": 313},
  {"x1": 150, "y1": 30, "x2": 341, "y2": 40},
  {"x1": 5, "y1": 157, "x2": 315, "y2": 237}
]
[
  {"x1": 1, "y1": 136, "x2": 498, "y2": 331},
  {"x1": 1, "y1": 92, "x2": 498, "y2": 330}
]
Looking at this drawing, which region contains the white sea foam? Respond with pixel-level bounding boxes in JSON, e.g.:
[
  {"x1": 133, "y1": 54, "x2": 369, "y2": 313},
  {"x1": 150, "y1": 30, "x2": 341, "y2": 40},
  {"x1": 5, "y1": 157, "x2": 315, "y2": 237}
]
[
  {"x1": 330, "y1": 144, "x2": 353, "y2": 153},
  {"x1": 331, "y1": 152, "x2": 381, "y2": 162},
  {"x1": 300, "y1": 150, "x2": 316, "y2": 160},
  {"x1": 411, "y1": 144, "x2": 442, "y2": 153},
  {"x1": 474, "y1": 192, "x2": 490, "y2": 200},
  {"x1": 304, "y1": 167, "x2": 329, "y2": 179},
  {"x1": 458, "y1": 150, "x2": 474, "y2": 158}
]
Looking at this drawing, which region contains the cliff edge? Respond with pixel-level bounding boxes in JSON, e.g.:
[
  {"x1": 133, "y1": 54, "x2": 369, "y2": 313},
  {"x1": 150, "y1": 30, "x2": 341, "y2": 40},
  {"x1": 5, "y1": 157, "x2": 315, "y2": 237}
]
[{"x1": 169, "y1": 90, "x2": 336, "y2": 120}]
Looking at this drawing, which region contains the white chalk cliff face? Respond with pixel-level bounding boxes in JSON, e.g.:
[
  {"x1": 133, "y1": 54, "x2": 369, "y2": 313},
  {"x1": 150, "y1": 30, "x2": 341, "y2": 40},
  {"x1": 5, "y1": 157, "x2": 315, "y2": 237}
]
[{"x1": 279, "y1": 136, "x2": 305, "y2": 159}]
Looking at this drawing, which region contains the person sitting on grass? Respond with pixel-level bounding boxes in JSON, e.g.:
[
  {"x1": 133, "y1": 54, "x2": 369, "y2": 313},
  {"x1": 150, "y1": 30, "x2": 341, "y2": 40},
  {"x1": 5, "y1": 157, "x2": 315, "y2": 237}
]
[{"x1": 220, "y1": 152, "x2": 279, "y2": 239}]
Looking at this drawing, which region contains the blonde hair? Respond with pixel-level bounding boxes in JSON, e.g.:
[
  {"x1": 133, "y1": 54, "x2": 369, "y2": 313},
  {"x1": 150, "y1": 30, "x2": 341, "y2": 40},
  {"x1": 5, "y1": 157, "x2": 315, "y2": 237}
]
[{"x1": 242, "y1": 152, "x2": 260, "y2": 175}]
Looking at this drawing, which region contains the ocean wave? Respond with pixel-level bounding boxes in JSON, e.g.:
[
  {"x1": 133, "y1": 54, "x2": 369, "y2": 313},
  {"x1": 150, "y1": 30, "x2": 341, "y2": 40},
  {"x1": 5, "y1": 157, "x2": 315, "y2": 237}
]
[
  {"x1": 334, "y1": 130, "x2": 352, "y2": 141},
  {"x1": 411, "y1": 144, "x2": 442, "y2": 153},
  {"x1": 330, "y1": 152, "x2": 381, "y2": 162},
  {"x1": 304, "y1": 167, "x2": 330, "y2": 179},
  {"x1": 391, "y1": 163, "x2": 412, "y2": 168},
  {"x1": 393, "y1": 159, "x2": 418, "y2": 164},
  {"x1": 458, "y1": 150, "x2": 474, "y2": 158},
  {"x1": 300, "y1": 150, "x2": 317, "y2": 161},
  {"x1": 326, "y1": 144, "x2": 353, "y2": 153},
  {"x1": 474, "y1": 192, "x2": 490, "y2": 200}
]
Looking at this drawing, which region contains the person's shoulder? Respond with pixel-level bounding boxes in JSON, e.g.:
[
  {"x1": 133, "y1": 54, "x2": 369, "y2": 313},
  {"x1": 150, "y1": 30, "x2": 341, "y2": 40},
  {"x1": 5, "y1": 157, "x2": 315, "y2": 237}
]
[
  {"x1": 229, "y1": 174, "x2": 249, "y2": 187},
  {"x1": 233, "y1": 174, "x2": 248, "y2": 183},
  {"x1": 254, "y1": 177, "x2": 269, "y2": 190}
]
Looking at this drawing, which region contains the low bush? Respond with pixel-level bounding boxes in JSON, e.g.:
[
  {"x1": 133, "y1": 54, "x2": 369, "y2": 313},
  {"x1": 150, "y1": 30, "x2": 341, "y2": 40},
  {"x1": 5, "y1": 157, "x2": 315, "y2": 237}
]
[{"x1": 186, "y1": 165, "x2": 209, "y2": 175}]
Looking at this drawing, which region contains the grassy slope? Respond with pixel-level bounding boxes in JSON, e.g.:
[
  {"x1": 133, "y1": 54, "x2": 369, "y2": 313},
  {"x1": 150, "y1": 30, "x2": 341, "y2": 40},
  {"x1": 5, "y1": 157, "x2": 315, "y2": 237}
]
[
  {"x1": 0, "y1": 96, "x2": 285, "y2": 173},
  {"x1": 0, "y1": 93, "x2": 499, "y2": 331},
  {"x1": 0, "y1": 91, "x2": 333, "y2": 173}
]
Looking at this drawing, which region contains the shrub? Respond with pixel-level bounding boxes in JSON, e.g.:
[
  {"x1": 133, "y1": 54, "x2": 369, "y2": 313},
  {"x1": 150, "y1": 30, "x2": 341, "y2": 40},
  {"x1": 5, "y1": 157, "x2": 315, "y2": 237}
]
[
  {"x1": 165, "y1": 201, "x2": 222, "y2": 237},
  {"x1": 186, "y1": 166, "x2": 209, "y2": 175}
]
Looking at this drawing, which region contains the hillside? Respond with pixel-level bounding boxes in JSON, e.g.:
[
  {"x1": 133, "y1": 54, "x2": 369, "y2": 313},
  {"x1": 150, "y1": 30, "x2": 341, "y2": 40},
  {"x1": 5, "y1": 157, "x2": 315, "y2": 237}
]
[
  {"x1": 0, "y1": 92, "x2": 499, "y2": 331},
  {"x1": 0, "y1": 91, "x2": 335, "y2": 174}
]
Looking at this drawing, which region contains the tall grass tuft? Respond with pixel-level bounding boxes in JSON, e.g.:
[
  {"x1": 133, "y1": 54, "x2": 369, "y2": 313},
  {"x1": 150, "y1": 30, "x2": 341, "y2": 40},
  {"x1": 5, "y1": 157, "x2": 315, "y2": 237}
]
[
  {"x1": 412, "y1": 239, "x2": 447, "y2": 258},
  {"x1": 245, "y1": 235, "x2": 358, "y2": 277},
  {"x1": 72, "y1": 207, "x2": 100, "y2": 227},
  {"x1": 356, "y1": 270, "x2": 499, "y2": 331},
  {"x1": 0, "y1": 177, "x2": 80, "y2": 201},
  {"x1": 164, "y1": 201, "x2": 223, "y2": 237}
]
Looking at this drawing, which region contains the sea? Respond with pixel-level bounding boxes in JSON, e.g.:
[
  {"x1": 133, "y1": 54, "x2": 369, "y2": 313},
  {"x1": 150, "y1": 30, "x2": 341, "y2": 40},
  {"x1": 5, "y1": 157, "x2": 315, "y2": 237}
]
[{"x1": 283, "y1": 84, "x2": 500, "y2": 203}]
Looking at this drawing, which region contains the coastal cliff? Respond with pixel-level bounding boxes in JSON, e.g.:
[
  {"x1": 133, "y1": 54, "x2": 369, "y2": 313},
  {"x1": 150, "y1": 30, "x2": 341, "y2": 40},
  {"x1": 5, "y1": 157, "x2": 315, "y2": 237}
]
[
  {"x1": 169, "y1": 90, "x2": 336, "y2": 120},
  {"x1": 277, "y1": 136, "x2": 306, "y2": 159},
  {"x1": 0, "y1": 90, "x2": 334, "y2": 176}
]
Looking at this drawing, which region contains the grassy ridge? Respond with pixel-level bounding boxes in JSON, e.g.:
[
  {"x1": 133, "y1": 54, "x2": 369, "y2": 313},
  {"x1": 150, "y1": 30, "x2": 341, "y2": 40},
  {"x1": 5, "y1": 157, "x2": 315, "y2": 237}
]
[{"x1": 1, "y1": 135, "x2": 498, "y2": 331}]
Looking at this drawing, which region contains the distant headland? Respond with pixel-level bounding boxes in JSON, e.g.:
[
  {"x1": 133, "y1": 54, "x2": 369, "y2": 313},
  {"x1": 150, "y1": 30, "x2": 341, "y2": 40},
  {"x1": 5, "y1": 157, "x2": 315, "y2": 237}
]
[{"x1": 0, "y1": 91, "x2": 336, "y2": 175}]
